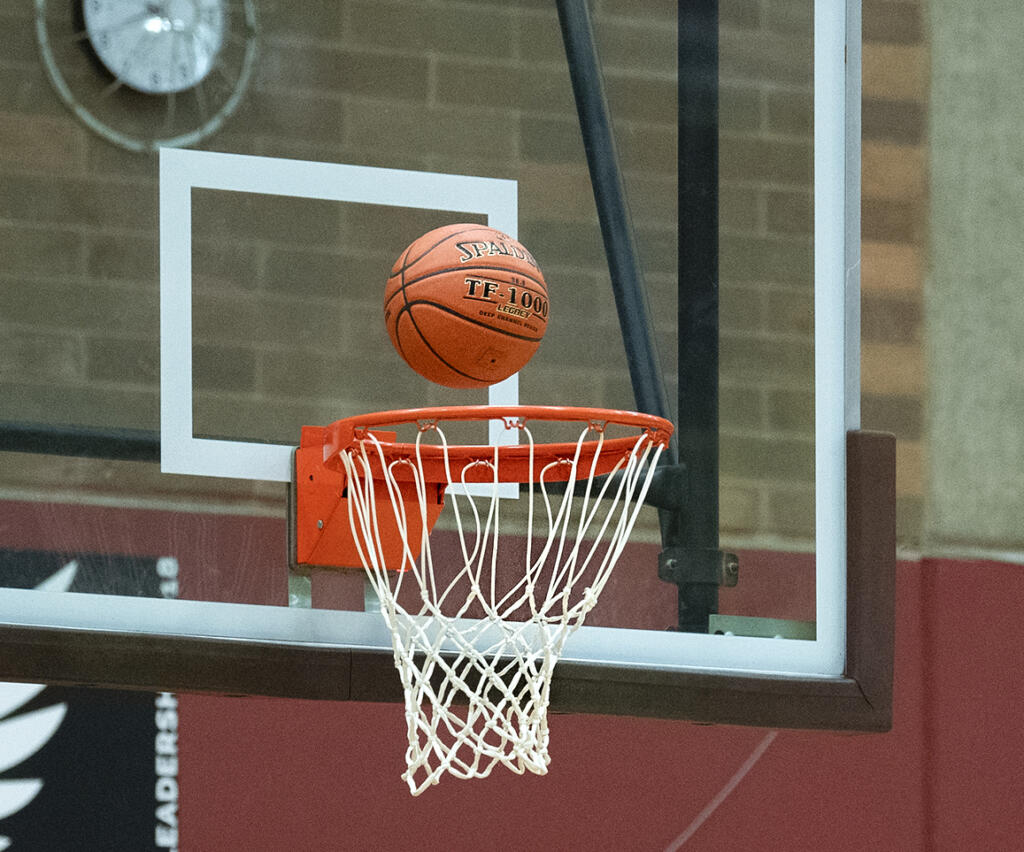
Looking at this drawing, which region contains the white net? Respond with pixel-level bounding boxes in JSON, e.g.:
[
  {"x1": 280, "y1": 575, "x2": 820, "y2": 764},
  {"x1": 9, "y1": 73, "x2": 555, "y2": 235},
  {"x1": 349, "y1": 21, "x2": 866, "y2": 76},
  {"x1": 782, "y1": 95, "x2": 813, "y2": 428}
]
[{"x1": 338, "y1": 414, "x2": 666, "y2": 795}]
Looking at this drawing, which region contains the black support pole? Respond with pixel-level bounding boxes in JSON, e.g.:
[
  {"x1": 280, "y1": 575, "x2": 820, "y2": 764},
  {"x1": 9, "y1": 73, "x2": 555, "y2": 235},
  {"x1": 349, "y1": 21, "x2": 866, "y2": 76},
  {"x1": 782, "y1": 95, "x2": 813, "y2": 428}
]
[
  {"x1": 0, "y1": 422, "x2": 160, "y2": 462},
  {"x1": 555, "y1": 0, "x2": 675, "y2": 458},
  {"x1": 676, "y1": 1, "x2": 721, "y2": 632},
  {"x1": 557, "y1": 0, "x2": 731, "y2": 633}
]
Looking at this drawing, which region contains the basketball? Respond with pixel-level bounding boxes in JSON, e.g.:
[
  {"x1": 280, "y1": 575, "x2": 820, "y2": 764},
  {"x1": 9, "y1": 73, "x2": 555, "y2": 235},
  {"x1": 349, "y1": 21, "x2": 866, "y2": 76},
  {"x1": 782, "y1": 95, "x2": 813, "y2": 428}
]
[{"x1": 384, "y1": 224, "x2": 549, "y2": 388}]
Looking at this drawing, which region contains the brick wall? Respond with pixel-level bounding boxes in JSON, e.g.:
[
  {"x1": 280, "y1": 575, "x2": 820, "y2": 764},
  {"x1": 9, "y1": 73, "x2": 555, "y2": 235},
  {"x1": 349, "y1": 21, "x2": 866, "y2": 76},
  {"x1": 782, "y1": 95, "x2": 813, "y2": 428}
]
[
  {"x1": 717, "y1": 1, "x2": 816, "y2": 544},
  {"x1": 860, "y1": 0, "x2": 927, "y2": 547},
  {"x1": 0, "y1": 1, "x2": 925, "y2": 549}
]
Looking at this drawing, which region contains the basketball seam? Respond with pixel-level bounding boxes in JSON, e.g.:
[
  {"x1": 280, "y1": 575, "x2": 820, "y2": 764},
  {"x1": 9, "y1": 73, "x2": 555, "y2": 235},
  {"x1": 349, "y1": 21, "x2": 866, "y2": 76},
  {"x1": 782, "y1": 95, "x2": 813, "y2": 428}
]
[
  {"x1": 392, "y1": 264, "x2": 548, "y2": 292},
  {"x1": 395, "y1": 307, "x2": 505, "y2": 385},
  {"x1": 392, "y1": 230, "x2": 485, "y2": 365},
  {"x1": 390, "y1": 225, "x2": 489, "y2": 278},
  {"x1": 394, "y1": 300, "x2": 546, "y2": 342},
  {"x1": 384, "y1": 265, "x2": 549, "y2": 314},
  {"x1": 386, "y1": 226, "x2": 545, "y2": 388},
  {"x1": 392, "y1": 241, "x2": 415, "y2": 365},
  {"x1": 395, "y1": 246, "x2": 500, "y2": 386}
]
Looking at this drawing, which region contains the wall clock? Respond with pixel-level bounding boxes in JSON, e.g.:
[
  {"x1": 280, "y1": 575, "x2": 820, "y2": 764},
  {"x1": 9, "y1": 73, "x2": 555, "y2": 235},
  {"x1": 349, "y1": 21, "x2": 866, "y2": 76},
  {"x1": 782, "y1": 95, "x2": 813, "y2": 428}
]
[{"x1": 35, "y1": 0, "x2": 260, "y2": 153}]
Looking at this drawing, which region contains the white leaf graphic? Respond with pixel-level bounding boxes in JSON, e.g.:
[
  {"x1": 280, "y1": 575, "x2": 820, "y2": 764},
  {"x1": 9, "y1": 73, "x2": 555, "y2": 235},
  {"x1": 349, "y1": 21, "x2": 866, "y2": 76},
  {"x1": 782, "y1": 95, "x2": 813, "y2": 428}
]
[
  {"x1": 0, "y1": 705, "x2": 68, "y2": 775},
  {"x1": 0, "y1": 561, "x2": 79, "y2": 847},
  {"x1": 0, "y1": 687, "x2": 45, "y2": 722},
  {"x1": 0, "y1": 782, "x2": 42, "y2": 822},
  {"x1": 33, "y1": 561, "x2": 77, "y2": 593}
]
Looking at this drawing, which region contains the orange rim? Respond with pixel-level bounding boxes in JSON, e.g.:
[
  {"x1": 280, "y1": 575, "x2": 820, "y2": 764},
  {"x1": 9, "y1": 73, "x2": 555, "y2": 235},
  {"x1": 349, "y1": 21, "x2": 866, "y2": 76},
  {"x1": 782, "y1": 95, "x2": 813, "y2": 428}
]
[{"x1": 322, "y1": 405, "x2": 673, "y2": 484}]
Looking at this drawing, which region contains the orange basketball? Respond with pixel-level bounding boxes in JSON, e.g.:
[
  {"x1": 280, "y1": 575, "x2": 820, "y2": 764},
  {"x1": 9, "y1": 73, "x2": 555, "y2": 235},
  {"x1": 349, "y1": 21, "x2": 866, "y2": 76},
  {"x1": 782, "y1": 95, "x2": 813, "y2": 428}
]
[{"x1": 384, "y1": 224, "x2": 549, "y2": 388}]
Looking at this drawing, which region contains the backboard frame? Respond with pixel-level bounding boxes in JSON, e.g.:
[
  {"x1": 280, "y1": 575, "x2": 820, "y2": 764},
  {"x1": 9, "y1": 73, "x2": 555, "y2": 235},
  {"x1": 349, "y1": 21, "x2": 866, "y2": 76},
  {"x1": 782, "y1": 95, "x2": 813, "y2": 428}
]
[{"x1": 0, "y1": 431, "x2": 893, "y2": 729}]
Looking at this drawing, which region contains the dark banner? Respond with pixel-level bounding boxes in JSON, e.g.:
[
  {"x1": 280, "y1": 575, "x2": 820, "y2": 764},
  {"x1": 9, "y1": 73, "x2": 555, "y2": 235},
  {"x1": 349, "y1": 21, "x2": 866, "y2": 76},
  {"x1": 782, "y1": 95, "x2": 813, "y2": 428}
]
[{"x1": 0, "y1": 550, "x2": 179, "y2": 852}]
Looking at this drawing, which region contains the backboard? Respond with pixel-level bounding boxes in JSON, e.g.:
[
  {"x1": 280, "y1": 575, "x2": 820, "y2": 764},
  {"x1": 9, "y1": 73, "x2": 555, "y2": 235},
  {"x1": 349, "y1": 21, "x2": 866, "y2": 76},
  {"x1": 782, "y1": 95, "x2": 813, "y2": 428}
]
[{"x1": 0, "y1": 0, "x2": 892, "y2": 733}]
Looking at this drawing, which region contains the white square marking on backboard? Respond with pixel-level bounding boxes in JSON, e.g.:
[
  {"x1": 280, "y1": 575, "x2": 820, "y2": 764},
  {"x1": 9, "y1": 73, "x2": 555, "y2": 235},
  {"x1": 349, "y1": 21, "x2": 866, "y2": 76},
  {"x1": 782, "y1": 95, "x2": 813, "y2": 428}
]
[{"x1": 159, "y1": 149, "x2": 520, "y2": 485}]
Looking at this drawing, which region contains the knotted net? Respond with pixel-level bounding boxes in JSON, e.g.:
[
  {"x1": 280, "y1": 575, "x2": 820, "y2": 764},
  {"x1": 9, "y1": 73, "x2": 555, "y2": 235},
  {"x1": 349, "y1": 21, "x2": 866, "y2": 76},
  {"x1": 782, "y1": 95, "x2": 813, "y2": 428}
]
[{"x1": 336, "y1": 409, "x2": 669, "y2": 795}]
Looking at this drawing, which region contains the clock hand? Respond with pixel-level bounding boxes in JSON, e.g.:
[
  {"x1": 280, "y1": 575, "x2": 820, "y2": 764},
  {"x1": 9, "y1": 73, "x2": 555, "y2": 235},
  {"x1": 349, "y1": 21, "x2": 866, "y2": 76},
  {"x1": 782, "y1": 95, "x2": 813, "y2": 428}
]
[{"x1": 77, "y1": 11, "x2": 155, "y2": 42}]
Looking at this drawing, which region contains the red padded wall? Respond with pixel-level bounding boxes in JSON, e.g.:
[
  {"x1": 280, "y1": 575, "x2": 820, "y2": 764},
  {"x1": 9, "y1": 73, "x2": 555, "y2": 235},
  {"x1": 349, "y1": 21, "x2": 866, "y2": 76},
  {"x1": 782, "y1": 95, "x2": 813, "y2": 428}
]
[{"x1": 178, "y1": 558, "x2": 1024, "y2": 850}]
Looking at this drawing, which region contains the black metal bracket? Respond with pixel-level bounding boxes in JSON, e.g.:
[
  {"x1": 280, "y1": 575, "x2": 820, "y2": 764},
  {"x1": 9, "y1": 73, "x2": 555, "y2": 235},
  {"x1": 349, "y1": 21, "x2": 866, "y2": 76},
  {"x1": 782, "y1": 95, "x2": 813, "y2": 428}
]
[
  {"x1": 659, "y1": 546, "x2": 737, "y2": 633},
  {"x1": 557, "y1": 0, "x2": 725, "y2": 633},
  {"x1": 658, "y1": 548, "x2": 739, "y2": 587},
  {"x1": 642, "y1": 463, "x2": 686, "y2": 512}
]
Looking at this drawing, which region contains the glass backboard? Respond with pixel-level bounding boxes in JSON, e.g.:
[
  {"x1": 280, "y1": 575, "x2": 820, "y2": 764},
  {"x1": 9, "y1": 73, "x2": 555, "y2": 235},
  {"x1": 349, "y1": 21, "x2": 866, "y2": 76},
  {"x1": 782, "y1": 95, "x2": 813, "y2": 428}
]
[{"x1": 1, "y1": 0, "x2": 892, "y2": 730}]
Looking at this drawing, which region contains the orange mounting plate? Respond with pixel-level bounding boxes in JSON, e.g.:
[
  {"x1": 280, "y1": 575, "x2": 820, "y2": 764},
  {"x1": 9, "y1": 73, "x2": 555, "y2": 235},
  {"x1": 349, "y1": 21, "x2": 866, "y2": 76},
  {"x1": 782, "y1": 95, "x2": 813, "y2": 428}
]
[{"x1": 289, "y1": 405, "x2": 673, "y2": 572}]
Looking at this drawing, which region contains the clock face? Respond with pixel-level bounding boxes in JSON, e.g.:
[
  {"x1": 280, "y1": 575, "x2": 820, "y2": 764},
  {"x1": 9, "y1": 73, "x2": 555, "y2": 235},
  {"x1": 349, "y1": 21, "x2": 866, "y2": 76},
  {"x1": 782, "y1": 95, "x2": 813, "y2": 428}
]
[{"x1": 82, "y1": 0, "x2": 226, "y2": 95}]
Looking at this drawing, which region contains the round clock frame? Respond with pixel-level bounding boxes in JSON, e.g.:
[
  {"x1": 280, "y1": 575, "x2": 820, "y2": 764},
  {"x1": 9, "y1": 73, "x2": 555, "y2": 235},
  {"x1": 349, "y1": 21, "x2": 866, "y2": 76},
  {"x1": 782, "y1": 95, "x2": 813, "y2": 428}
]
[{"x1": 35, "y1": 0, "x2": 260, "y2": 153}]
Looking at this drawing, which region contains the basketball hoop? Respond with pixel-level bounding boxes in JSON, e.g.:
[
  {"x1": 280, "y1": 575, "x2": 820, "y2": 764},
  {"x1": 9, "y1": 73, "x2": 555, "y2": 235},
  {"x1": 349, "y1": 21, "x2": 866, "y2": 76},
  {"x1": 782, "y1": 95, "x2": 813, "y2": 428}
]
[{"x1": 294, "y1": 405, "x2": 672, "y2": 795}]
